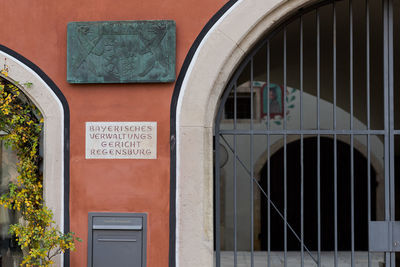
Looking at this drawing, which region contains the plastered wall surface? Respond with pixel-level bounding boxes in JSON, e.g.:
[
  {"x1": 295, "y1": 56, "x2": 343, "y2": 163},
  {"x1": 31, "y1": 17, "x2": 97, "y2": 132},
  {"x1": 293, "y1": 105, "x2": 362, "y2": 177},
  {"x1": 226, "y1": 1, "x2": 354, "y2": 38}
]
[{"x1": 0, "y1": 0, "x2": 226, "y2": 266}]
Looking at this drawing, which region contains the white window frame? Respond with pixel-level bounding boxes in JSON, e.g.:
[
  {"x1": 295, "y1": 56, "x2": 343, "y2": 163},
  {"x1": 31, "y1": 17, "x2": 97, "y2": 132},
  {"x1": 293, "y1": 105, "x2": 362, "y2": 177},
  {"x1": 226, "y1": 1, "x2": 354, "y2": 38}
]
[{"x1": 0, "y1": 53, "x2": 65, "y2": 266}]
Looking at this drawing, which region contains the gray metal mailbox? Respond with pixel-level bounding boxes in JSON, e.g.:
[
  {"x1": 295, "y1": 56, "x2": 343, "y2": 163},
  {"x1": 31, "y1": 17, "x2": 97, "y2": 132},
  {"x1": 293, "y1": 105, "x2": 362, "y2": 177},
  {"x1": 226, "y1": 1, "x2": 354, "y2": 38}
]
[{"x1": 88, "y1": 213, "x2": 147, "y2": 267}]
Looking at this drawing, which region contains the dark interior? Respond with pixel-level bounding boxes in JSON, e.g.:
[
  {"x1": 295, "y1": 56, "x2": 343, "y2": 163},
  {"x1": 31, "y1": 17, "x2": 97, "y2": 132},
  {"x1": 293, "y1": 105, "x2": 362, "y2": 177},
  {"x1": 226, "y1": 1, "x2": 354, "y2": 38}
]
[{"x1": 260, "y1": 137, "x2": 377, "y2": 251}]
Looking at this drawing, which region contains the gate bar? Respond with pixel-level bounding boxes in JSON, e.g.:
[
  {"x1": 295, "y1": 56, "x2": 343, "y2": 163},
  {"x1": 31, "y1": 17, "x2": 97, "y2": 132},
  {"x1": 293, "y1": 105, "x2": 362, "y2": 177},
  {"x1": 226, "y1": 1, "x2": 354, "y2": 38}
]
[
  {"x1": 219, "y1": 129, "x2": 386, "y2": 135},
  {"x1": 333, "y1": 2, "x2": 338, "y2": 266},
  {"x1": 316, "y1": 8, "x2": 322, "y2": 266},
  {"x1": 382, "y1": 0, "x2": 391, "y2": 264},
  {"x1": 349, "y1": 0, "x2": 355, "y2": 265},
  {"x1": 283, "y1": 26, "x2": 288, "y2": 267},
  {"x1": 387, "y1": 0, "x2": 395, "y2": 265},
  {"x1": 266, "y1": 40, "x2": 271, "y2": 267},
  {"x1": 250, "y1": 57, "x2": 255, "y2": 267},
  {"x1": 300, "y1": 14, "x2": 305, "y2": 267},
  {"x1": 366, "y1": 0, "x2": 371, "y2": 265},
  {"x1": 234, "y1": 82, "x2": 238, "y2": 267},
  {"x1": 215, "y1": 111, "x2": 221, "y2": 267}
]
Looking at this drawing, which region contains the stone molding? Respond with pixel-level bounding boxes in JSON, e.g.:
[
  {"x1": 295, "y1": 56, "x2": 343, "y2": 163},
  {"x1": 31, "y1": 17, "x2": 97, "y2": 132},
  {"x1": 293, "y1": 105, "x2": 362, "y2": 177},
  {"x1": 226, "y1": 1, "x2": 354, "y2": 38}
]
[
  {"x1": 175, "y1": 0, "x2": 319, "y2": 265},
  {"x1": 0, "y1": 52, "x2": 65, "y2": 266}
]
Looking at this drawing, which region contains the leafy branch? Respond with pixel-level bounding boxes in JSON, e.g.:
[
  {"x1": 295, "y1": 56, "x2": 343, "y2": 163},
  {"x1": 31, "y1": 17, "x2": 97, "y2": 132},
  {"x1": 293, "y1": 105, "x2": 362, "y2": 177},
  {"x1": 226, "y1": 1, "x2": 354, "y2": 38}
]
[{"x1": 0, "y1": 70, "x2": 80, "y2": 266}]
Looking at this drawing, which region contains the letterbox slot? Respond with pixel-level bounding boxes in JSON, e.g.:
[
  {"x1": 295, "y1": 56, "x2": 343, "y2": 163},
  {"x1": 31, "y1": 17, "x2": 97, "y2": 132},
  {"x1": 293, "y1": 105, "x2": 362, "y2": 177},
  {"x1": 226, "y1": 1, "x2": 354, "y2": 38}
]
[
  {"x1": 93, "y1": 225, "x2": 142, "y2": 230},
  {"x1": 98, "y1": 238, "x2": 137, "y2": 242}
]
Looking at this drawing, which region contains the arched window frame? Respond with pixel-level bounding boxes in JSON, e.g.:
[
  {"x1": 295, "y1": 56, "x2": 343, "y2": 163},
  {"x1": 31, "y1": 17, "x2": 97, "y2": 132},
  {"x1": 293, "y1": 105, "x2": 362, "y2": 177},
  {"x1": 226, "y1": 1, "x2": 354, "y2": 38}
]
[{"x1": 0, "y1": 47, "x2": 70, "y2": 267}]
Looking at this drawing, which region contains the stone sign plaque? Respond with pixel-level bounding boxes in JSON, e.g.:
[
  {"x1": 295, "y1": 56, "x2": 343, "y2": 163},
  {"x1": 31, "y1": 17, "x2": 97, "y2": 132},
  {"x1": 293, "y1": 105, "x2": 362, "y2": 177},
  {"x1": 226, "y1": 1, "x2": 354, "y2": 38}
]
[
  {"x1": 67, "y1": 20, "x2": 175, "y2": 83},
  {"x1": 86, "y1": 122, "x2": 157, "y2": 159}
]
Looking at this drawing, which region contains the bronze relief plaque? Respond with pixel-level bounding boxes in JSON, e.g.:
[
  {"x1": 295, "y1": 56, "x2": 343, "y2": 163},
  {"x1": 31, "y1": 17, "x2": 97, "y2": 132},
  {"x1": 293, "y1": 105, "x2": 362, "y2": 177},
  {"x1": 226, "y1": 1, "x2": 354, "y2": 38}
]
[{"x1": 67, "y1": 20, "x2": 176, "y2": 83}]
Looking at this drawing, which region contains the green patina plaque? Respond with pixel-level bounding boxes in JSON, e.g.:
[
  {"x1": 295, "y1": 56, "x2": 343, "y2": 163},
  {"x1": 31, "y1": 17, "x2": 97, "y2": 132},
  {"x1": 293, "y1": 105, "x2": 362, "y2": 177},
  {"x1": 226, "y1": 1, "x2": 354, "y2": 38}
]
[{"x1": 67, "y1": 20, "x2": 176, "y2": 83}]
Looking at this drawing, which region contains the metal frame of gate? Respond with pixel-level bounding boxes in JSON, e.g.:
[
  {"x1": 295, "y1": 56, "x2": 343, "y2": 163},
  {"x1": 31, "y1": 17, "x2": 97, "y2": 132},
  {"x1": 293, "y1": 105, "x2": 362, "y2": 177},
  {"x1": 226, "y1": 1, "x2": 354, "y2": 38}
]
[{"x1": 214, "y1": 0, "x2": 399, "y2": 266}]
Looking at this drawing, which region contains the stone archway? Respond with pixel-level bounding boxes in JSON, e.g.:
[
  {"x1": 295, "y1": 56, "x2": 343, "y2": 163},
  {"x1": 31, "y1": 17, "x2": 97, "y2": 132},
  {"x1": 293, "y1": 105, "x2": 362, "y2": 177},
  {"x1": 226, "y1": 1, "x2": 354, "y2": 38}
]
[{"x1": 173, "y1": 0, "x2": 319, "y2": 266}]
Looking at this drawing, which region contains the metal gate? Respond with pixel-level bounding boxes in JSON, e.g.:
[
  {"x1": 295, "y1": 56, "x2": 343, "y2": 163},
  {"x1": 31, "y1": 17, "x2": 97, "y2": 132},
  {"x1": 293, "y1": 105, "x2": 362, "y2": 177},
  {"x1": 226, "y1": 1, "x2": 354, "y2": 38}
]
[{"x1": 214, "y1": 0, "x2": 400, "y2": 266}]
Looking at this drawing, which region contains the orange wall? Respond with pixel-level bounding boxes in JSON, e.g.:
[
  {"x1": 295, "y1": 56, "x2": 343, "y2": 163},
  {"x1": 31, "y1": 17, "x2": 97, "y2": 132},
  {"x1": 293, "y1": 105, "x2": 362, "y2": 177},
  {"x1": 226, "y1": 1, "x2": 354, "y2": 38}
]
[{"x1": 0, "y1": 0, "x2": 226, "y2": 266}]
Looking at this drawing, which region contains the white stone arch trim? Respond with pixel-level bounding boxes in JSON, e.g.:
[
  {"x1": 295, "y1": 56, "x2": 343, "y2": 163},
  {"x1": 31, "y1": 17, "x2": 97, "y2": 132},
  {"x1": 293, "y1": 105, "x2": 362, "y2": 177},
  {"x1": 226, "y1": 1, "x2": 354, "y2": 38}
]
[
  {"x1": 175, "y1": 0, "x2": 319, "y2": 266},
  {"x1": 0, "y1": 48, "x2": 67, "y2": 266}
]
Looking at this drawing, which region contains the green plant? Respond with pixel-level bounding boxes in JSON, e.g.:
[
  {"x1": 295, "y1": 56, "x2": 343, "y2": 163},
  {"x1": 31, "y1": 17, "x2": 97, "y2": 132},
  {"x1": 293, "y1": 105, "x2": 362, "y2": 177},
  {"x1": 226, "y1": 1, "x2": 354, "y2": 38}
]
[{"x1": 0, "y1": 68, "x2": 80, "y2": 266}]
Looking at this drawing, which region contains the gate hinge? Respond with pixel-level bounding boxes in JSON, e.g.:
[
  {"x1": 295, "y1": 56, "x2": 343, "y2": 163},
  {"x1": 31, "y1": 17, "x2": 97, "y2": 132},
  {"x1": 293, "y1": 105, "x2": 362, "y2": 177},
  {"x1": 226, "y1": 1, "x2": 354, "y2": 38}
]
[{"x1": 369, "y1": 221, "x2": 400, "y2": 252}]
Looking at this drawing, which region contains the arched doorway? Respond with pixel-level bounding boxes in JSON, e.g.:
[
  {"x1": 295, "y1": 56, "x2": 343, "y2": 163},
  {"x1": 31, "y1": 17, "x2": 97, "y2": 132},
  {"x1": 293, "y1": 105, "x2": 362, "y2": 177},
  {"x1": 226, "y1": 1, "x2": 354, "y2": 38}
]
[
  {"x1": 173, "y1": 0, "x2": 400, "y2": 266},
  {"x1": 213, "y1": 0, "x2": 399, "y2": 265}
]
